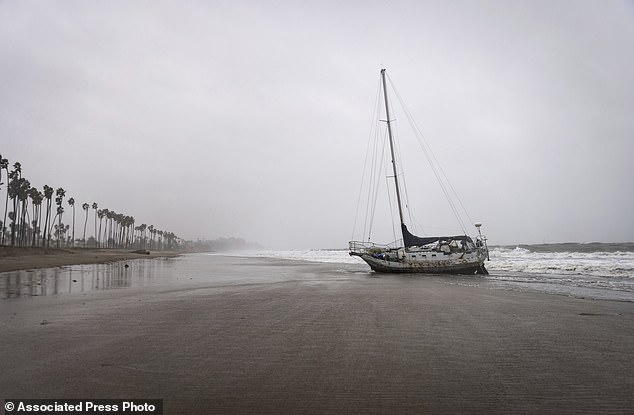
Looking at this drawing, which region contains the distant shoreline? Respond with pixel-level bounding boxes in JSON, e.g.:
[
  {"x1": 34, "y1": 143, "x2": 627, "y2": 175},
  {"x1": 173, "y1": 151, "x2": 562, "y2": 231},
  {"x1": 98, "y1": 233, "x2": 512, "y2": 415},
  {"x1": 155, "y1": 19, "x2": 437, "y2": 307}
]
[{"x1": 0, "y1": 247, "x2": 181, "y2": 273}]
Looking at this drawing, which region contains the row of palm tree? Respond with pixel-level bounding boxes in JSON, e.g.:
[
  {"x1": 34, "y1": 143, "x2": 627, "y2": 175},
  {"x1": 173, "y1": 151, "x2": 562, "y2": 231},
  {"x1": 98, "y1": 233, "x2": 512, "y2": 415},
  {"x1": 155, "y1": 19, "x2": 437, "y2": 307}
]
[{"x1": 0, "y1": 153, "x2": 181, "y2": 250}]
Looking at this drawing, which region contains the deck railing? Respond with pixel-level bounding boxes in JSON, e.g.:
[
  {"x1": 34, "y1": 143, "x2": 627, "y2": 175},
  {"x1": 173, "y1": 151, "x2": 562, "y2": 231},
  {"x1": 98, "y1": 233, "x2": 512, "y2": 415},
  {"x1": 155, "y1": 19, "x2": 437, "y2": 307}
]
[{"x1": 349, "y1": 241, "x2": 399, "y2": 254}]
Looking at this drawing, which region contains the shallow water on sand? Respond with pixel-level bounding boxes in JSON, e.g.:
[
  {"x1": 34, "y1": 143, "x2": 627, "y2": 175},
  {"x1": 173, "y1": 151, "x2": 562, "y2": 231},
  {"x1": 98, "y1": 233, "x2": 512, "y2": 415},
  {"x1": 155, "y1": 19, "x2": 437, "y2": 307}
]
[
  {"x1": 220, "y1": 249, "x2": 634, "y2": 302},
  {"x1": 0, "y1": 254, "x2": 364, "y2": 300},
  {"x1": 1, "y1": 257, "x2": 174, "y2": 299},
  {"x1": 1, "y1": 253, "x2": 632, "y2": 414},
  {"x1": 1, "y1": 251, "x2": 632, "y2": 302}
]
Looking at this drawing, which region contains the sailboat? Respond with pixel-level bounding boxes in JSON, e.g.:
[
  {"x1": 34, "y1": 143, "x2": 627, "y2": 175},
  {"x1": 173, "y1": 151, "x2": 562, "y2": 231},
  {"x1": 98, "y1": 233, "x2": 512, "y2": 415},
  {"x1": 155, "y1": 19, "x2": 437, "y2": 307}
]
[{"x1": 349, "y1": 69, "x2": 489, "y2": 274}]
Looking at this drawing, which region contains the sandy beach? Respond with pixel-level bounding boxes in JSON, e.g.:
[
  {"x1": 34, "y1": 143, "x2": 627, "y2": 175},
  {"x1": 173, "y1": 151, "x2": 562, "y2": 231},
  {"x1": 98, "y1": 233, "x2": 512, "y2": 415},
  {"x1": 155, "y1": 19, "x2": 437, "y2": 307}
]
[
  {"x1": 1, "y1": 254, "x2": 632, "y2": 414},
  {"x1": 0, "y1": 247, "x2": 180, "y2": 273}
]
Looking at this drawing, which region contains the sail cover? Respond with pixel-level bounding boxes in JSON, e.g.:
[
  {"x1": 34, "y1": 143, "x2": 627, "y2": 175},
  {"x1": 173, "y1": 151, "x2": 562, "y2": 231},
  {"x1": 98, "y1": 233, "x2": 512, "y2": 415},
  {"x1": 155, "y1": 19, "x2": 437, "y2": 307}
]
[{"x1": 401, "y1": 224, "x2": 473, "y2": 247}]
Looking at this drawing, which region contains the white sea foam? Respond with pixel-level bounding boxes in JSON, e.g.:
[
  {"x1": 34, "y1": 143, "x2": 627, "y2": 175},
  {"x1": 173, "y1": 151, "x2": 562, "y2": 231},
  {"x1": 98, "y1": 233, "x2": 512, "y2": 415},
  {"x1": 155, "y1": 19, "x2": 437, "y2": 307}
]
[
  {"x1": 218, "y1": 245, "x2": 634, "y2": 300},
  {"x1": 220, "y1": 246, "x2": 634, "y2": 279},
  {"x1": 487, "y1": 246, "x2": 634, "y2": 278}
]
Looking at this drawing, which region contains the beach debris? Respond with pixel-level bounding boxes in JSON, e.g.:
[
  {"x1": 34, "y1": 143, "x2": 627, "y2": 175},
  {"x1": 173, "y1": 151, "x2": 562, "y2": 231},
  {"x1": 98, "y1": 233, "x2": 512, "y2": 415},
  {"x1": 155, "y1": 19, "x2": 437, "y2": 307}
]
[{"x1": 40, "y1": 319, "x2": 50, "y2": 325}]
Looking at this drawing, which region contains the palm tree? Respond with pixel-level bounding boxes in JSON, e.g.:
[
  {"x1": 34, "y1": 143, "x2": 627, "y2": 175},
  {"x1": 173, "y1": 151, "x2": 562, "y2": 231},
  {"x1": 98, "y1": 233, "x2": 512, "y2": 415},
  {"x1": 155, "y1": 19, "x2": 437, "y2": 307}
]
[
  {"x1": 41, "y1": 185, "x2": 54, "y2": 247},
  {"x1": 6, "y1": 174, "x2": 17, "y2": 246},
  {"x1": 81, "y1": 202, "x2": 90, "y2": 247},
  {"x1": 134, "y1": 225, "x2": 140, "y2": 248},
  {"x1": 67, "y1": 197, "x2": 75, "y2": 246},
  {"x1": 7, "y1": 163, "x2": 20, "y2": 246},
  {"x1": 51, "y1": 205, "x2": 65, "y2": 246},
  {"x1": 0, "y1": 154, "x2": 182, "y2": 250},
  {"x1": 29, "y1": 188, "x2": 43, "y2": 247},
  {"x1": 117, "y1": 215, "x2": 123, "y2": 248},
  {"x1": 37, "y1": 191, "x2": 43, "y2": 245},
  {"x1": 6, "y1": 163, "x2": 29, "y2": 246},
  {"x1": 17, "y1": 177, "x2": 31, "y2": 246},
  {"x1": 125, "y1": 216, "x2": 135, "y2": 247},
  {"x1": 92, "y1": 202, "x2": 98, "y2": 247},
  {"x1": 157, "y1": 230, "x2": 164, "y2": 250},
  {"x1": 148, "y1": 225, "x2": 154, "y2": 249},
  {"x1": 54, "y1": 188, "x2": 65, "y2": 248},
  {"x1": 106, "y1": 210, "x2": 115, "y2": 248},
  {"x1": 0, "y1": 155, "x2": 8, "y2": 245},
  {"x1": 110, "y1": 213, "x2": 117, "y2": 248},
  {"x1": 139, "y1": 223, "x2": 147, "y2": 248},
  {"x1": 97, "y1": 209, "x2": 105, "y2": 248},
  {"x1": 163, "y1": 231, "x2": 178, "y2": 250},
  {"x1": 115, "y1": 213, "x2": 125, "y2": 248}
]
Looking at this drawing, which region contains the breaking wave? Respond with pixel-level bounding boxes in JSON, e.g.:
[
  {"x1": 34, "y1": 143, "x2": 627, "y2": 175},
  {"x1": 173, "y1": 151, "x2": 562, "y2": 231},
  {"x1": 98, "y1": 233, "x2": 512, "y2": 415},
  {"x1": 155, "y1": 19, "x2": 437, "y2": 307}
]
[
  {"x1": 487, "y1": 245, "x2": 634, "y2": 279},
  {"x1": 219, "y1": 242, "x2": 634, "y2": 301}
]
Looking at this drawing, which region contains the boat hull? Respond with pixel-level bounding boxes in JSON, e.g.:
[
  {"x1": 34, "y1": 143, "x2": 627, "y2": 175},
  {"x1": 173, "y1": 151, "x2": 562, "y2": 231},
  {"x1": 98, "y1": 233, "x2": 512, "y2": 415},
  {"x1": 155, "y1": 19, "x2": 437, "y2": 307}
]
[
  {"x1": 349, "y1": 245, "x2": 489, "y2": 274},
  {"x1": 354, "y1": 254, "x2": 486, "y2": 274}
]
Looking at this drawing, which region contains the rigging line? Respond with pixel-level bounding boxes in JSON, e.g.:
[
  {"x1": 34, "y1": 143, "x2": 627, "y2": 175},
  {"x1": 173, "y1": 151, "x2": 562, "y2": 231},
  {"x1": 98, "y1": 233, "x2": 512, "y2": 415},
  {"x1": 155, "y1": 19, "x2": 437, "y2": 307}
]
[
  {"x1": 387, "y1": 75, "x2": 474, "y2": 230},
  {"x1": 411, "y1": 215, "x2": 427, "y2": 236},
  {"x1": 407, "y1": 108, "x2": 471, "y2": 232},
  {"x1": 362, "y1": 78, "x2": 385, "y2": 241},
  {"x1": 381, "y1": 85, "x2": 409, "y2": 241},
  {"x1": 367, "y1": 81, "x2": 388, "y2": 240},
  {"x1": 365, "y1": 125, "x2": 379, "y2": 240},
  {"x1": 389, "y1": 117, "x2": 409, "y2": 223},
  {"x1": 386, "y1": 78, "x2": 420, "y2": 235},
  {"x1": 367, "y1": 122, "x2": 389, "y2": 242},
  {"x1": 386, "y1": 76, "x2": 453, "y2": 230},
  {"x1": 390, "y1": 116, "x2": 417, "y2": 233},
  {"x1": 363, "y1": 127, "x2": 378, "y2": 240},
  {"x1": 390, "y1": 111, "x2": 421, "y2": 235},
  {"x1": 384, "y1": 173, "x2": 398, "y2": 244},
  {"x1": 365, "y1": 99, "x2": 383, "y2": 239},
  {"x1": 382, "y1": 87, "x2": 417, "y2": 232},
  {"x1": 402, "y1": 100, "x2": 474, "y2": 229},
  {"x1": 387, "y1": 74, "x2": 469, "y2": 234},
  {"x1": 354, "y1": 77, "x2": 383, "y2": 240},
  {"x1": 353, "y1": 124, "x2": 374, "y2": 241}
]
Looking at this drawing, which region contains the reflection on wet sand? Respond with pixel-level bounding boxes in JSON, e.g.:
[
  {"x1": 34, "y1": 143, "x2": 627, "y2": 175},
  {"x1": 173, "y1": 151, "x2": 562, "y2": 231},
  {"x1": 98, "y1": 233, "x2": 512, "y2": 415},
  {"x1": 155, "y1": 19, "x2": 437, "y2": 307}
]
[{"x1": 0, "y1": 259, "x2": 167, "y2": 298}]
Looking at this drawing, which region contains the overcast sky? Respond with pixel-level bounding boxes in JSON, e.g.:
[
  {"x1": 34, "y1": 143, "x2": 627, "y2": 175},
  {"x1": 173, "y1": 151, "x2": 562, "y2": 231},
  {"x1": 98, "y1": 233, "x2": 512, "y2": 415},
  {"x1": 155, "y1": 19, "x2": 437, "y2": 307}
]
[{"x1": 1, "y1": 0, "x2": 633, "y2": 248}]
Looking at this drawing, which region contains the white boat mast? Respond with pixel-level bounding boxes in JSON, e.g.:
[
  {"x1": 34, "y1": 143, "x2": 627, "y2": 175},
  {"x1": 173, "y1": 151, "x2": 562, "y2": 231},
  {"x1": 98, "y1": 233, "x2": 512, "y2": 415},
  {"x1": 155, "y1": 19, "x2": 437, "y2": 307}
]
[{"x1": 380, "y1": 69, "x2": 406, "y2": 234}]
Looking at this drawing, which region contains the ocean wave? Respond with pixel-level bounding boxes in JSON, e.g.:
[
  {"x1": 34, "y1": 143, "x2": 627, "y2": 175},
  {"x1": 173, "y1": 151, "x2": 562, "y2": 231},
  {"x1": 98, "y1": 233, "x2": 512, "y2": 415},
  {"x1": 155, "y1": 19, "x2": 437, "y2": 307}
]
[
  {"x1": 488, "y1": 247, "x2": 634, "y2": 278},
  {"x1": 218, "y1": 247, "x2": 634, "y2": 279},
  {"x1": 214, "y1": 247, "x2": 634, "y2": 300},
  {"x1": 492, "y1": 242, "x2": 634, "y2": 253}
]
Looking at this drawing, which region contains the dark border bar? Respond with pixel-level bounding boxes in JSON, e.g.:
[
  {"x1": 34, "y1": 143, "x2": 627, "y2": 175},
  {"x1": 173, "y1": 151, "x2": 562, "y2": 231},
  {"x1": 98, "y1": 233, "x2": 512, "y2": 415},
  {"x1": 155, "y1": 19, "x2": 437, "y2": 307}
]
[{"x1": 4, "y1": 400, "x2": 163, "y2": 415}]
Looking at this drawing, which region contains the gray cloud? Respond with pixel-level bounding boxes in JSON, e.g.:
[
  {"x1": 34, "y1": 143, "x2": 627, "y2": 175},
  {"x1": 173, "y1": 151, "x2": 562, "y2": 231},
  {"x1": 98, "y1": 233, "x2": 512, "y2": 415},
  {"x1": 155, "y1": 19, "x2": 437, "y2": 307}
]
[{"x1": 1, "y1": 0, "x2": 633, "y2": 247}]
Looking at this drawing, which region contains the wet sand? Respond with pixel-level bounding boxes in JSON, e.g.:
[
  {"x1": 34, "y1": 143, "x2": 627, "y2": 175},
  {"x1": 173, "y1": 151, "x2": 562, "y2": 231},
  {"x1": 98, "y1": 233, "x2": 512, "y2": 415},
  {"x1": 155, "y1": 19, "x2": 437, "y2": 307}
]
[
  {"x1": 1, "y1": 255, "x2": 632, "y2": 414},
  {"x1": 0, "y1": 247, "x2": 180, "y2": 272}
]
